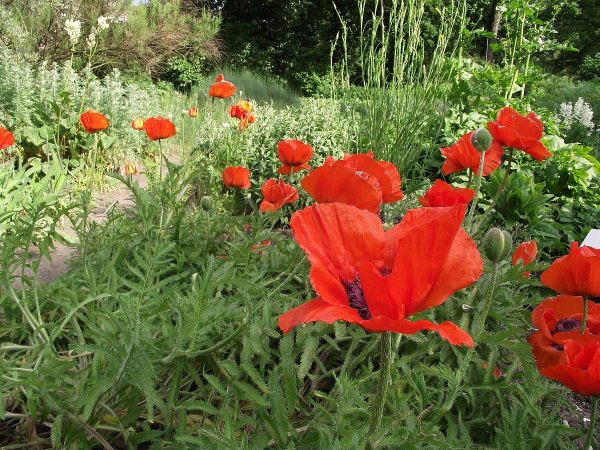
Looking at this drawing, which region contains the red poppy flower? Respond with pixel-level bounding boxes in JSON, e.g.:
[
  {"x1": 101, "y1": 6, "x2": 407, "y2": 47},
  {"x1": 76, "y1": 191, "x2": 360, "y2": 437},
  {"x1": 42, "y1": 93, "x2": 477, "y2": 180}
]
[
  {"x1": 419, "y1": 180, "x2": 475, "y2": 207},
  {"x1": 512, "y1": 240, "x2": 538, "y2": 277},
  {"x1": 0, "y1": 126, "x2": 15, "y2": 150},
  {"x1": 278, "y1": 203, "x2": 482, "y2": 346},
  {"x1": 540, "y1": 242, "x2": 600, "y2": 297},
  {"x1": 277, "y1": 139, "x2": 314, "y2": 175},
  {"x1": 528, "y1": 295, "x2": 600, "y2": 370},
  {"x1": 80, "y1": 110, "x2": 109, "y2": 134},
  {"x1": 487, "y1": 107, "x2": 551, "y2": 161},
  {"x1": 209, "y1": 74, "x2": 237, "y2": 99},
  {"x1": 240, "y1": 113, "x2": 256, "y2": 130},
  {"x1": 143, "y1": 116, "x2": 176, "y2": 141},
  {"x1": 188, "y1": 107, "x2": 199, "y2": 118},
  {"x1": 482, "y1": 363, "x2": 502, "y2": 379},
  {"x1": 301, "y1": 156, "x2": 382, "y2": 213},
  {"x1": 341, "y1": 152, "x2": 404, "y2": 203},
  {"x1": 251, "y1": 240, "x2": 272, "y2": 255},
  {"x1": 260, "y1": 178, "x2": 299, "y2": 212},
  {"x1": 539, "y1": 334, "x2": 600, "y2": 396},
  {"x1": 222, "y1": 166, "x2": 251, "y2": 189},
  {"x1": 301, "y1": 153, "x2": 403, "y2": 213},
  {"x1": 131, "y1": 117, "x2": 144, "y2": 131},
  {"x1": 441, "y1": 131, "x2": 504, "y2": 176}
]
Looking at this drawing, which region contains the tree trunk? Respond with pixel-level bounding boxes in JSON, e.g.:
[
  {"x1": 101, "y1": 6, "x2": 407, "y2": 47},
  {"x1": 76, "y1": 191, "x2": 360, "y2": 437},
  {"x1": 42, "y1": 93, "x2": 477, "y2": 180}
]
[{"x1": 484, "y1": 0, "x2": 502, "y2": 64}]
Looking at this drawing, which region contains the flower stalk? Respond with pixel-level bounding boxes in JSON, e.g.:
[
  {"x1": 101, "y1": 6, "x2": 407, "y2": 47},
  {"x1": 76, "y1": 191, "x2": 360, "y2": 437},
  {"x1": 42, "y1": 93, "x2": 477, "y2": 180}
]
[
  {"x1": 366, "y1": 331, "x2": 393, "y2": 449},
  {"x1": 581, "y1": 296, "x2": 589, "y2": 335},
  {"x1": 585, "y1": 396, "x2": 598, "y2": 450}
]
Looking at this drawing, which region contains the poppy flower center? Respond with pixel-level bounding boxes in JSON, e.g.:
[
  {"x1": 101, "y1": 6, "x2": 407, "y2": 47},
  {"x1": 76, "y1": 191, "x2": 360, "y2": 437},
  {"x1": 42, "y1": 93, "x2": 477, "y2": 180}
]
[
  {"x1": 552, "y1": 343, "x2": 564, "y2": 351},
  {"x1": 344, "y1": 275, "x2": 371, "y2": 320},
  {"x1": 555, "y1": 318, "x2": 580, "y2": 333}
]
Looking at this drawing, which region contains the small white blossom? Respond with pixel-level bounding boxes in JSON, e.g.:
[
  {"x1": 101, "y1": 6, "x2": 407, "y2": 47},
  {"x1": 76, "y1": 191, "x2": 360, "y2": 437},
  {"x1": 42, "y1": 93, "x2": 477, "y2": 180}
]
[
  {"x1": 65, "y1": 19, "x2": 82, "y2": 45},
  {"x1": 97, "y1": 15, "x2": 110, "y2": 30},
  {"x1": 222, "y1": 122, "x2": 231, "y2": 128},
  {"x1": 558, "y1": 98, "x2": 595, "y2": 134},
  {"x1": 86, "y1": 28, "x2": 97, "y2": 50}
]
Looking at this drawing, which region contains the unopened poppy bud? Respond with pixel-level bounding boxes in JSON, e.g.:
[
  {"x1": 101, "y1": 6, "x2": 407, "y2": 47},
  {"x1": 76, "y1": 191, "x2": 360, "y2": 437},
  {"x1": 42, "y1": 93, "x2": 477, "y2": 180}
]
[
  {"x1": 200, "y1": 196, "x2": 213, "y2": 211},
  {"x1": 483, "y1": 227, "x2": 513, "y2": 262},
  {"x1": 471, "y1": 128, "x2": 493, "y2": 152}
]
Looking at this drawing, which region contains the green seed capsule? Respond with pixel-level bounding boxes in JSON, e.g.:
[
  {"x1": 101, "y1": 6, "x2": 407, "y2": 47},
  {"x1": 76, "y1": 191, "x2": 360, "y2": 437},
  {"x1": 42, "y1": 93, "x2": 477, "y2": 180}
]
[
  {"x1": 200, "y1": 195, "x2": 214, "y2": 211},
  {"x1": 483, "y1": 227, "x2": 513, "y2": 262},
  {"x1": 471, "y1": 128, "x2": 493, "y2": 153}
]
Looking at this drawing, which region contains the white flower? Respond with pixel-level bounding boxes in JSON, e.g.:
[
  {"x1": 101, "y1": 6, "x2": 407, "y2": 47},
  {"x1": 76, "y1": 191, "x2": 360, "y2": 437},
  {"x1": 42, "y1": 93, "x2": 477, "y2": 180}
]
[
  {"x1": 86, "y1": 28, "x2": 97, "y2": 50},
  {"x1": 97, "y1": 15, "x2": 109, "y2": 30},
  {"x1": 222, "y1": 122, "x2": 231, "y2": 128},
  {"x1": 65, "y1": 19, "x2": 82, "y2": 45}
]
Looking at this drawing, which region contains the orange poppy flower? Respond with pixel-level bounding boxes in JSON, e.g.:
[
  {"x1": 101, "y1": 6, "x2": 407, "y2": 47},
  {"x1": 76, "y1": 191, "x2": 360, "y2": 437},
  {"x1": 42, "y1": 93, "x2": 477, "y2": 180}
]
[
  {"x1": 123, "y1": 163, "x2": 138, "y2": 176},
  {"x1": 419, "y1": 179, "x2": 475, "y2": 207},
  {"x1": 209, "y1": 74, "x2": 237, "y2": 99},
  {"x1": 539, "y1": 334, "x2": 600, "y2": 396},
  {"x1": 301, "y1": 152, "x2": 403, "y2": 213},
  {"x1": 80, "y1": 110, "x2": 109, "y2": 134},
  {"x1": 131, "y1": 117, "x2": 144, "y2": 130},
  {"x1": 143, "y1": 116, "x2": 176, "y2": 141},
  {"x1": 260, "y1": 178, "x2": 299, "y2": 213},
  {"x1": 277, "y1": 139, "x2": 314, "y2": 175},
  {"x1": 278, "y1": 203, "x2": 482, "y2": 346},
  {"x1": 188, "y1": 106, "x2": 199, "y2": 118},
  {"x1": 222, "y1": 166, "x2": 251, "y2": 189},
  {"x1": 488, "y1": 107, "x2": 551, "y2": 161},
  {"x1": 441, "y1": 131, "x2": 504, "y2": 176},
  {"x1": 0, "y1": 126, "x2": 15, "y2": 150},
  {"x1": 540, "y1": 242, "x2": 600, "y2": 297},
  {"x1": 528, "y1": 295, "x2": 600, "y2": 370},
  {"x1": 512, "y1": 240, "x2": 538, "y2": 277}
]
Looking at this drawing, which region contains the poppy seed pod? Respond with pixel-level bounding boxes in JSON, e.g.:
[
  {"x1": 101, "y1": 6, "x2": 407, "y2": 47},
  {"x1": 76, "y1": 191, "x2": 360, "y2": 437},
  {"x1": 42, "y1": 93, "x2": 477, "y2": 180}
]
[
  {"x1": 200, "y1": 196, "x2": 213, "y2": 211},
  {"x1": 483, "y1": 228, "x2": 513, "y2": 263},
  {"x1": 471, "y1": 128, "x2": 493, "y2": 153}
]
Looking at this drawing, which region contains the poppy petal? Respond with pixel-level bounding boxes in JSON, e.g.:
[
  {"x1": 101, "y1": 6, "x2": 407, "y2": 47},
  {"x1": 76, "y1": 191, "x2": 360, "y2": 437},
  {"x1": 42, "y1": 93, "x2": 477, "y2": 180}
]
[
  {"x1": 359, "y1": 317, "x2": 474, "y2": 347},
  {"x1": 290, "y1": 203, "x2": 385, "y2": 283},
  {"x1": 278, "y1": 297, "x2": 362, "y2": 333}
]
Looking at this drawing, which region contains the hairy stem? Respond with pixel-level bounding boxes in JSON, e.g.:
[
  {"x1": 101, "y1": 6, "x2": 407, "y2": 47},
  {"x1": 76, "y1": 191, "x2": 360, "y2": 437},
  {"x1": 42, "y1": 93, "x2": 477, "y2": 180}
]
[
  {"x1": 584, "y1": 396, "x2": 598, "y2": 450},
  {"x1": 366, "y1": 332, "x2": 393, "y2": 449}
]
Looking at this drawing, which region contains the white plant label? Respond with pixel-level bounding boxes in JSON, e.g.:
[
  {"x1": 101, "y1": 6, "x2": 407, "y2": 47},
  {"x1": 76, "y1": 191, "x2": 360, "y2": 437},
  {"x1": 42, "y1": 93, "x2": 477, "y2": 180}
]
[{"x1": 582, "y1": 229, "x2": 600, "y2": 249}]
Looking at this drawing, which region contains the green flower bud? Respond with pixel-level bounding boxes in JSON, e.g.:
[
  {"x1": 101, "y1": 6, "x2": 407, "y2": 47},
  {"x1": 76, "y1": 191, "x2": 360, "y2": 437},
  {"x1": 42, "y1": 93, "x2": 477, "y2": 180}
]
[
  {"x1": 471, "y1": 128, "x2": 493, "y2": 153},
  {"x1": 200, "y1": 195, "x2": 213, "y2": 212},
  {"x1": 483, "y1": 227, "x2": 513, "y2": 262}
]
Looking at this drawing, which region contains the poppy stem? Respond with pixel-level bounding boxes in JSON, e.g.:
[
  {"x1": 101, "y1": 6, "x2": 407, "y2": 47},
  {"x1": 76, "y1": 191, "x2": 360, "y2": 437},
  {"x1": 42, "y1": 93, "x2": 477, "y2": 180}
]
[
  {"x1": 472, "y1": 148, "x2": 514, "y2": 237},
  {"x1": 466, "y1": 169, "x2": 473, "y2": 189},
  {"x1": 467, "y1": 151, "x2": 485, "y2": 232},
  {"x1": 366, "y1": 331, "x2": 392, "y2": 449},
  {"x1": 584, "y1": 396, "x2": 598, "y2": 450},
  {"x1": 581, "y1": 296, "x2": 589, "y2": 334},
  {"x1": 435, "y1": 262, "x2": 500, "y2": 422}
]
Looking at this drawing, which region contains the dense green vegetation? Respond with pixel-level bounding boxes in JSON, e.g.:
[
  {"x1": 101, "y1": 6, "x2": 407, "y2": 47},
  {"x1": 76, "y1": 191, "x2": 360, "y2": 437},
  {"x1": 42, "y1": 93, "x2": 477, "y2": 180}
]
[{"x1": 0, "y1": 0, "x2": 599, "y2": 448}]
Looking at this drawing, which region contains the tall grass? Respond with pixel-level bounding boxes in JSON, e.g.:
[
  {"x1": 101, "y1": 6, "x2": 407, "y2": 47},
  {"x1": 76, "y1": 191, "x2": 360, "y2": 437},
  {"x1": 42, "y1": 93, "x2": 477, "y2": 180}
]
[
  {"x1": 333, "y1": 0, "x2": 466, "y2": 181},
  {"x1": 194, "y1": 69, "x2": 300, "y2": 107}
]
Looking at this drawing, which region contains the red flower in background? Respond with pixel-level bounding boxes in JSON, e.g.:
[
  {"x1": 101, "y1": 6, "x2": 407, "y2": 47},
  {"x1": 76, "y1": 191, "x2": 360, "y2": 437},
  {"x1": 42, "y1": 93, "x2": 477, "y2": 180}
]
[
  {"x1": 342, "y1": 152, "x2": 403, "y2": 203},
  {"x1": 80, "y1": 110, "x2": 109, "y2": 134},
  {"x1": 131, "y1": 117, "x2": 144, "y2": 130},
  {"x1": 528, "y1": 295, "x2": 600, "y2": 370},
  {"x1": 512, "y1": 240, "x2": 538, "y2": 277},
  {"x1": 419, "y1": 180, "x2": 475, "y2": 207},
  {"x1": 260, "y1": 178, "x2": 299, "y2": 212},
  {"x1": 488, "y1": 107, "x2": 551, "y2": 161},
  {"x1": 251, "y1": 240, "x2": 272, "y2": 255},
  {"x1": 482, "y1": 363, "x2": 503, "y2": 379},
  {"x1": 0, "y1": 127, "x2": 15, "y2": 150},
  {"x1": 539, "y1": 335, "x2": 600, "y2": 396},
  {"x1": 277, "y1": 139, "x2": 314, "y2": 175},
  {"x1": 222, "y1": 166, "x2": 251, "y2": 189},
  {"x1": 278, "y1": 203, "x2": 482, "y2": 347},
  {"x1": 441, "y1": 131, "x2": 503, "y2": 176},
  {"x1": 209, "y1": 74, "x2": 237, "y2": 99},
  {"x1": 143, "y1": 116, "x2": 176, "y2": 141},
  {"x1": 301, "y1": 152, "x2": 403, "y2": 213},
  {"x1": 188, "y1": 106, "x2": 199, "y2": 118},
  {"x1": 540, "y1": 242, "x2": 600, "y2": 298}
]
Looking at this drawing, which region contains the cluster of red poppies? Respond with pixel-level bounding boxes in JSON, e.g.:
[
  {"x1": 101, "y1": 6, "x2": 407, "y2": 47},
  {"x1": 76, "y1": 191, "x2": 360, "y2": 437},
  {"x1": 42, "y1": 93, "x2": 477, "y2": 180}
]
[{"x1": 222, "y1": 105, "x2": 600, "y2": 401}]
